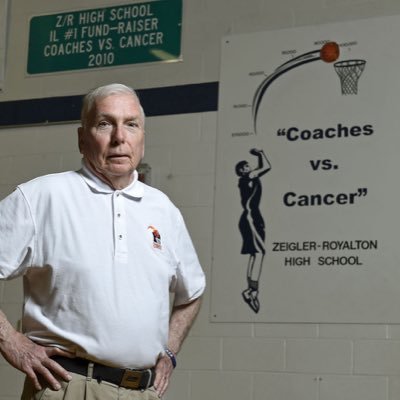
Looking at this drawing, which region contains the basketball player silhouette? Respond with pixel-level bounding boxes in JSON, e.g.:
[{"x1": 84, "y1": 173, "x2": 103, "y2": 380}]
[{"x1": 235, "y1": 149, "x2": 271, "y2": 313}]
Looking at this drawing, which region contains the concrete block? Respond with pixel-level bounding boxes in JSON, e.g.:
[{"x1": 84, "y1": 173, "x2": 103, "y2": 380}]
[
  {"x1": 320, "y1": 324, "x2": 387, "y2": 339},
  {"x1": 163, "y1": 370, "x2": 190, "y2": 400},
  {"x1": 170, "y1": 140, "x2": 215, "y2": 176},
  {"x1": 254, "y1": 373, "x2": 318, "y2": 400},
  {"x1": 1, "y1": 303, "x2": 23, "y2": 330},
  {"x1": 355, "y1": 340, "x2": 400, "y2": 375},
  {"x1": 286, "y1": 339, "x2": 352, "y2": 374},
  {"x1": 178, "y1": 337, "x2": 221, "y2": 370},
  {"x1": 145, "y1": 114, "x2": 202, "y2": 147},
  {"x1": 191, "y1": 371, "x2": 252, "y2": 400},
  {"x1": 2, "y1": 277, "x2": 23, "y2": 303},
  {"x1": 389, "y1": 375, "x2": 400, "y2": 400},
  {"x1": 9, "y1": 154, "x2": 63, "y2": 185},
  {"x1": 223, "y1": 337, "x2": 284, "y2": 371},
  {"x1": 388, "y1": 325, "x2": 400, "y2": 339},
  {"x1": 0, "y1": 365, "x2": 25, "y2": 396},
  {"x1": 255, "y1": 323, "x2": 318, "y2": 338},
  {"x1": 320, "y1": 374, "x2": 387, "y2": 400},
  {"x1": 179, "y1": 206, "x2": 214, "y2": 242}
]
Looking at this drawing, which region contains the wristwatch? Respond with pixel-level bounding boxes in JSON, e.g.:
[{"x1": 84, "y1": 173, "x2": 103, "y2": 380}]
[{"x1": 164, "y1": 348, "x2": 177, "y2": 368}]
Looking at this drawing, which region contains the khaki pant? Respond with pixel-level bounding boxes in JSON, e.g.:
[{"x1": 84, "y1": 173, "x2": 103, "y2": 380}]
[{"x1": 20, "y1": 372, "x2": 160, "y2": 400}]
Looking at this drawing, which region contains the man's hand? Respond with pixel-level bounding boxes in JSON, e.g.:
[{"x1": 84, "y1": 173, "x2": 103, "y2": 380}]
[
  {"x1": 0, "y1": 321, "x2": 73, "y2": 391},
  {"x1": 250, "y1": 148, "x2": 262, "y2": 155},
  {"x1": 154, "y1": 353, "x2": 174, "y2": 397},
  {"x1": 153, "y1": 298, "x2": 202, "y2": 397}
]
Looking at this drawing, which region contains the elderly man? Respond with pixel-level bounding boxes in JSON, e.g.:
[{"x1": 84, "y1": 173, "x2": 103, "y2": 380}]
[{"x1": 0, "y1": 83, "x2": 205, "y2": 400}]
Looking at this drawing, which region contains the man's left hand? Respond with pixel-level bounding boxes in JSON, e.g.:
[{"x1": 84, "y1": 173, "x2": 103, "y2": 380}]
[{"x1": 154, "y1": 353, "x2": 174, "y2": 397}]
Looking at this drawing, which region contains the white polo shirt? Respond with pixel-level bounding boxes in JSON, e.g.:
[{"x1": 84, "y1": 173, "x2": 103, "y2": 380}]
[{"x1": 0, "y1": 164, "x2": 205, "y2": 369}]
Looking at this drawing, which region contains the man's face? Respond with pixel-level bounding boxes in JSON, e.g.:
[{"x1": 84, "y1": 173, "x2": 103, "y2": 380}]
[
  {"x1": 78, "y1": 93, "x2": 145, "y2": 188},
  {"x1": 241, "y1": 163, "x2": 251, "y2": 175}
]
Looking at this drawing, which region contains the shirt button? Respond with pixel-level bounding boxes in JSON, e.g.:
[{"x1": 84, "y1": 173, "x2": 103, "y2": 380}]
[
  {"x1": 117, "y1": 213, "x2": 121, "y2": 217},
  {"x1": 119, "y1": 234, "x2": 123, "y2": 240}
]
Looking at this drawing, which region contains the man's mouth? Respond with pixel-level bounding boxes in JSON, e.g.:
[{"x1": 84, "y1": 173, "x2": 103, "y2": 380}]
[{"x1": 108, "y1": 154, "x2": 128, "y2": 159}]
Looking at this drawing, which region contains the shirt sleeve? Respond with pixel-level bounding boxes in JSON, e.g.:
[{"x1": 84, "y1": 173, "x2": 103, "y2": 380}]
[
  {"x1": 170, "y1": 211, "x2": 206, "y2": 306},
  {"x1": 0, "y1": 187, "x2": 36, "y2": 280}
]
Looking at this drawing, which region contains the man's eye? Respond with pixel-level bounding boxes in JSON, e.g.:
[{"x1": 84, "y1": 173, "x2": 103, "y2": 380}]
[
  {"x1": 98, "y1": 121, "x2": 110, "y2": 129},
  {"x1": 127, "y1": 121, "x2": 139, "y2": 128}
]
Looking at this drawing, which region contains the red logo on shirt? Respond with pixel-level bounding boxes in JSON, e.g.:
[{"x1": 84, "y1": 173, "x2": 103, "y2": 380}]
[{"x1": 148, "y1": 225, "x2": 162, "y2": 249}]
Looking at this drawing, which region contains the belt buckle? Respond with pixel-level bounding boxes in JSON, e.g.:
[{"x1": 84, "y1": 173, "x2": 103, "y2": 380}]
[{"x1": 121, "y1": 370, "x2": 142, "y2": 389}]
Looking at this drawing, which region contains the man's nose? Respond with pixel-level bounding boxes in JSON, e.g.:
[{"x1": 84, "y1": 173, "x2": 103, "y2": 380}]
[{"x1": 111, "y1": 125, "x2": 126, "y2": 144}]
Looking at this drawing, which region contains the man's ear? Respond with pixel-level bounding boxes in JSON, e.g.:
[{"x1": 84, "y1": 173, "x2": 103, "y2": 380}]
[
  {"x1": 141, "y1": 133, "x2": 145, "y2": 159},
  {"x1": 77, "y1": 127, "x2": 84, "y2": 154}
]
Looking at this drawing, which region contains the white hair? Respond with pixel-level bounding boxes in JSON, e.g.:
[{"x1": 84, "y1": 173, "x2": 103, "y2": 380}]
[{"x1": 80, "y1": 83, "x2": 145, "y2": 128}]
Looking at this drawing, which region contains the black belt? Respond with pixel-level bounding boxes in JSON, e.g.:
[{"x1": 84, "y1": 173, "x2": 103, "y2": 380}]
[{"x1": 52, "y1": 356, "x2": 155, "y2": 390}]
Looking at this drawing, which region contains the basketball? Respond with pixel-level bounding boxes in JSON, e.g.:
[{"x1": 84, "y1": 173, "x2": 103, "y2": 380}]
[{"x1": 320, "y1": 42, "x2": 340, "y2": 63}]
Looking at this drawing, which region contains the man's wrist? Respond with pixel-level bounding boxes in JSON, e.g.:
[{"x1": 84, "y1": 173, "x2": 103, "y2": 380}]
[
  {"x1": 164, "y1": 348, "x2": 177, "y2": 368},
  {"x1": 0, "y1": 314, "x2": 14, "y2": 342}
]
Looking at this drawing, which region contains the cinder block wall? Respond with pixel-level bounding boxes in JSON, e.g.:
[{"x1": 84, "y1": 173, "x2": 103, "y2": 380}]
[{"x1": 1, "y1": 1, "x2": 400, "y2": 399}]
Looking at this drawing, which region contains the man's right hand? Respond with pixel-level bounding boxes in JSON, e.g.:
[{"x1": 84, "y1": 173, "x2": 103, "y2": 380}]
[
  {"x1": 0, "y1": 318, "x2": 73, "y2": 391},
  {"x1": 250, "y1": 148, "x2": 261, "y2": 155}
]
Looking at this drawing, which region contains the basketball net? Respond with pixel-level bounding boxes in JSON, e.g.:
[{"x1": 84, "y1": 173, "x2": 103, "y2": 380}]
[{"x1": 334, "y1": 59, "x2": 366, "y2": 95}]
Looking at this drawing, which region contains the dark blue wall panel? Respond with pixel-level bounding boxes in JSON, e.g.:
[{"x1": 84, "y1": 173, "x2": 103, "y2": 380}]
[{"x1": 0, "y1": 82, "x2": 219, "y2": 127}]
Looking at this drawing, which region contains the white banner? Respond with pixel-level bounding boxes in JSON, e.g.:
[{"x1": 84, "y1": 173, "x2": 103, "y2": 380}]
[{"x1": 211, "y1": 15, "x2": 400, "y2": 322}]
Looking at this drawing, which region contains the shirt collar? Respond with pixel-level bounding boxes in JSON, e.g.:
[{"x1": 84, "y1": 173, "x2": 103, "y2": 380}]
[{"x1": 78, "y1": 160, "x2": 144, "y2": 199}]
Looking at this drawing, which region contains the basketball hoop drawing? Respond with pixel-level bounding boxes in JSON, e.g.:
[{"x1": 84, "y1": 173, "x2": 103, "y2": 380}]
[{"x1": 334, "y1": 59, "x2": 366, "y2": 95}]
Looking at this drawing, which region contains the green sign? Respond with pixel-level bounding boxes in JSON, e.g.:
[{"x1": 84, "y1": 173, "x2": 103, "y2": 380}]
[{"x1": 28, "y1": 0, "x2": 182, "y2": 74}]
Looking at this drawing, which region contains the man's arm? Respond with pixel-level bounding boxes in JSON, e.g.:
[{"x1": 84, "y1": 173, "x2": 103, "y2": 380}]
[
  {"x1": 154, "y1": 297, "x2": 202, "y2": 397},
  {"x1": 0, "y1": 309, "x2": 72, "y2": 391},
  {"x1": 249, "y1": 148, "x2": 271, "y2": 178}
]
